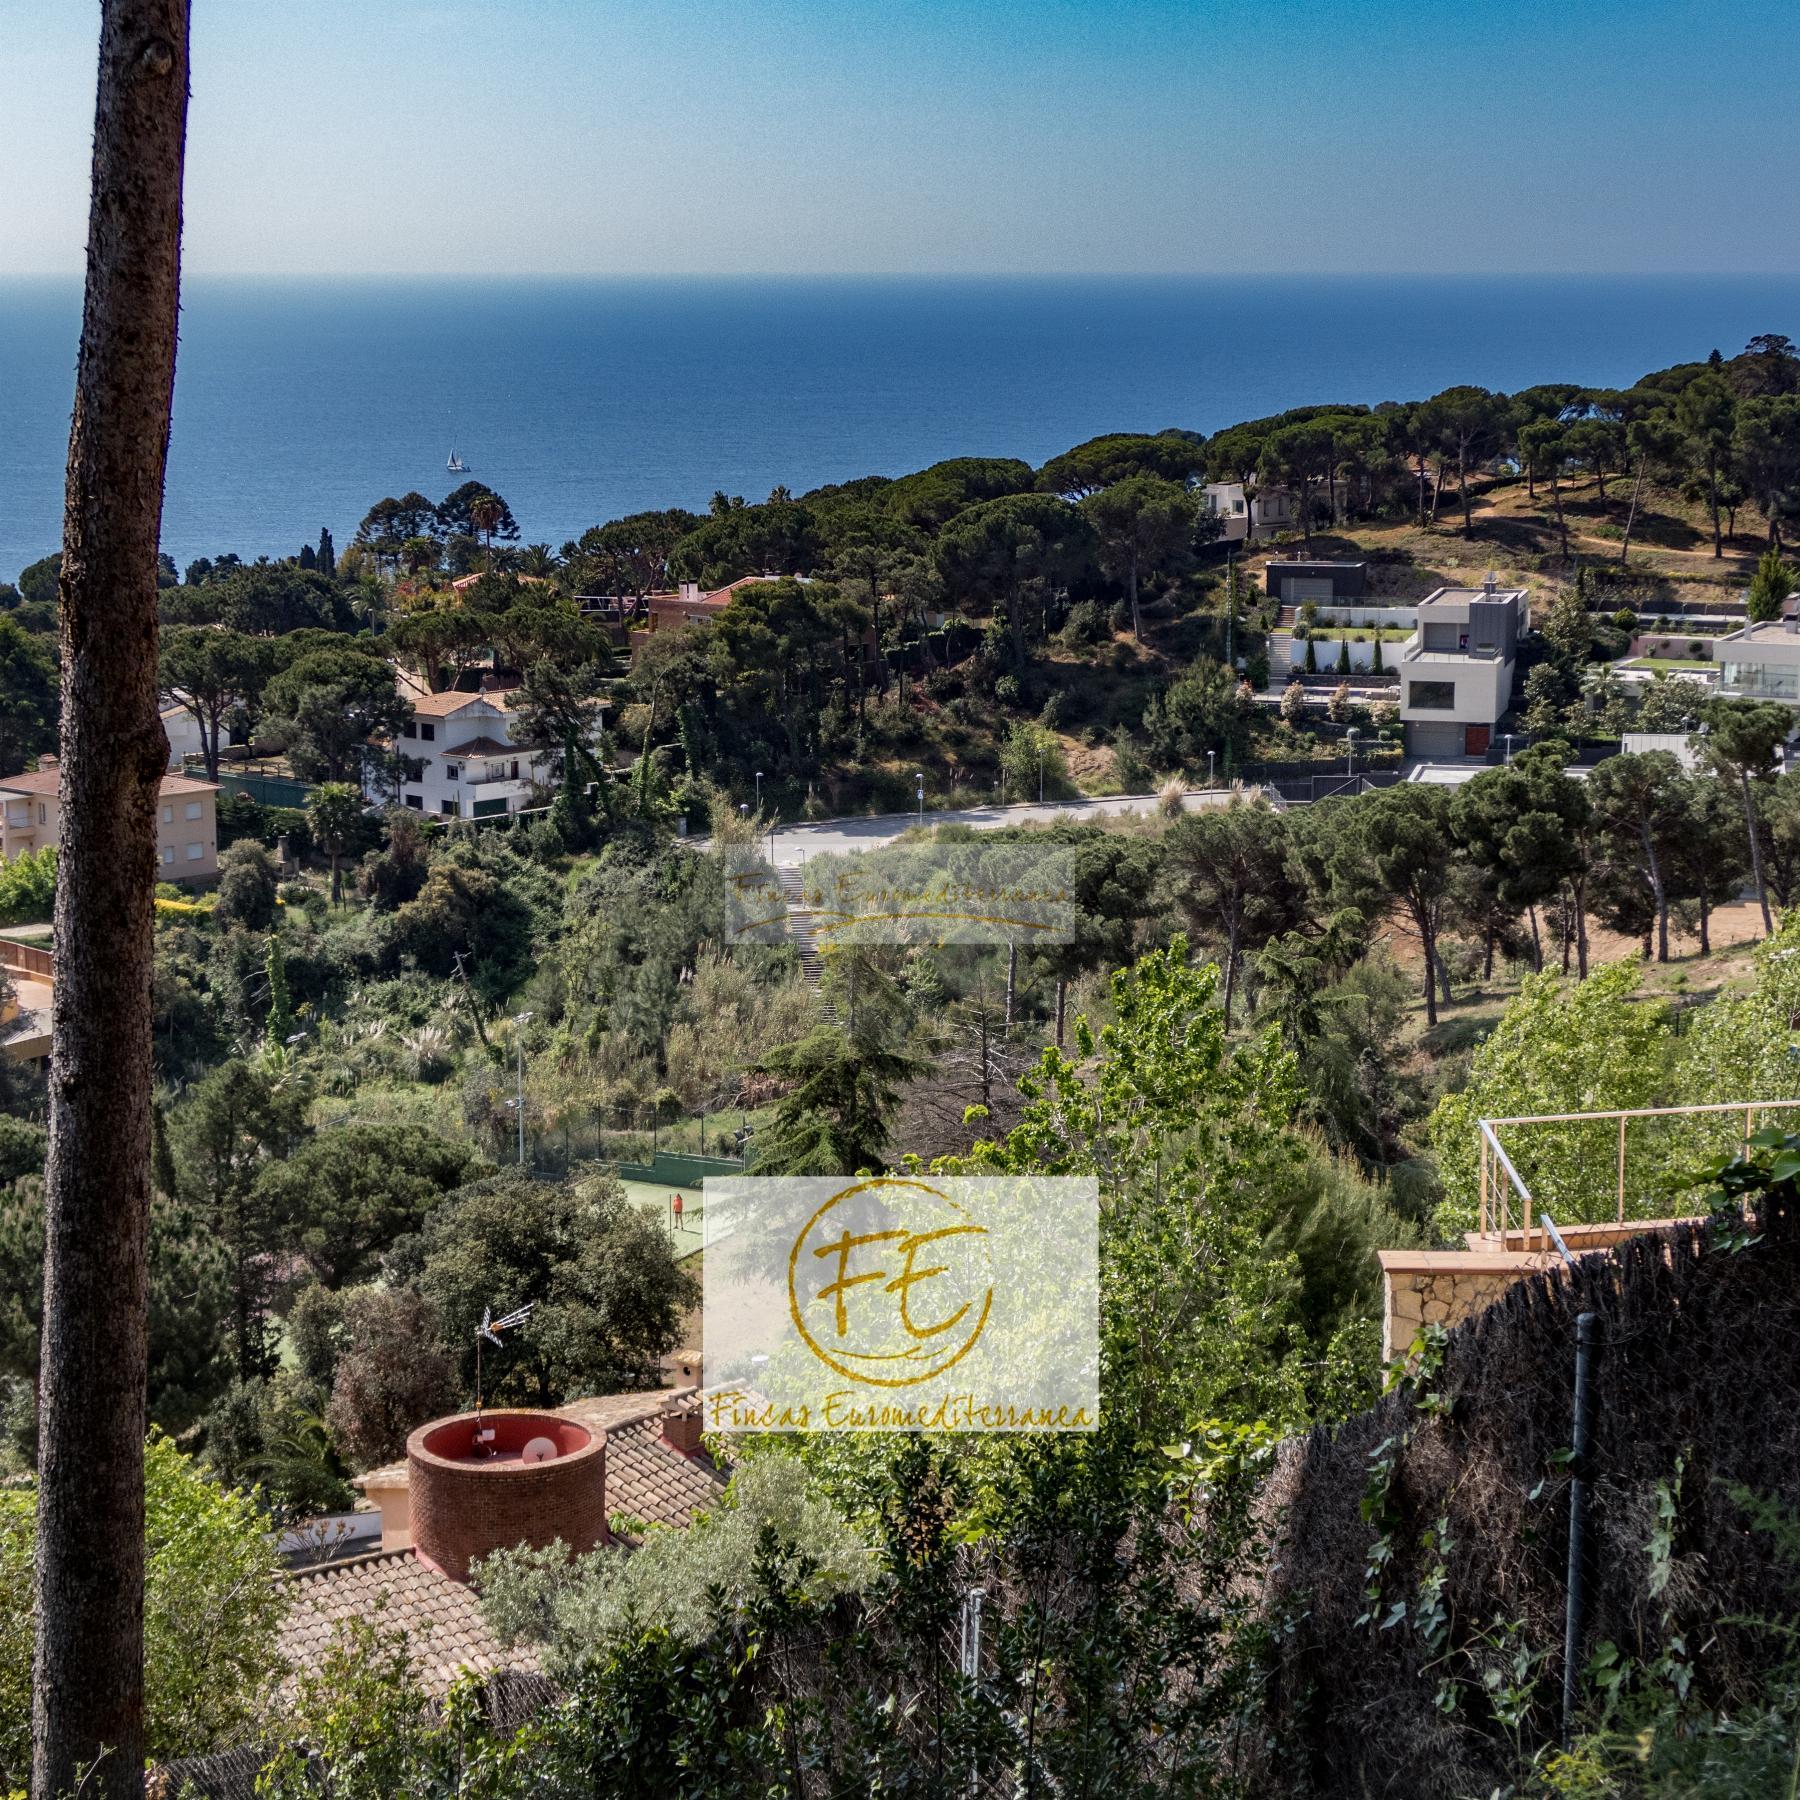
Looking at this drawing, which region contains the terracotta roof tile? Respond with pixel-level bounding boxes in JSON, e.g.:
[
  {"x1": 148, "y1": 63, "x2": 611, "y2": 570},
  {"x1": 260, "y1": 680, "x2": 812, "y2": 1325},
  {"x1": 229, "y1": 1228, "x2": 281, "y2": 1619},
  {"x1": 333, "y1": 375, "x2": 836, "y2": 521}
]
[
  {"x1": 441, "y1": 736, "x2": 512, "y2": 758},
  {"x1": 606, "y1": 1417, "x2": 726, "y2": 1531},
  {"x1": 0, "y1": 769, "x2": 217, "y2": 799},
  {"x1": 281, "y1": 1548, "x2": 536, "y2": 1697}
]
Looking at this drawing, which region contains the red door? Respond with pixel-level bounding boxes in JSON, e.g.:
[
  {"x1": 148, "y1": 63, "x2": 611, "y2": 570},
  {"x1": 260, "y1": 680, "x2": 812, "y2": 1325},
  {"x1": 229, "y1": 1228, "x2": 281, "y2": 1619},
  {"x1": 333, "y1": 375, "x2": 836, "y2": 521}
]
[{"x1": 1464, "y1": 725, "x2": 1491, "y2": 756}]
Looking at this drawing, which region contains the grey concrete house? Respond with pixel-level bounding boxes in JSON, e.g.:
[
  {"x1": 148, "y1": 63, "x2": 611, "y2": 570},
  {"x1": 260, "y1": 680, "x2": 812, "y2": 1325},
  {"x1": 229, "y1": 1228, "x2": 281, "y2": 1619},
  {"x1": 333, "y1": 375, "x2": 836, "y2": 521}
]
[{"x1": 1398, "y1": 575, "x2": 1530, "y2": 757}]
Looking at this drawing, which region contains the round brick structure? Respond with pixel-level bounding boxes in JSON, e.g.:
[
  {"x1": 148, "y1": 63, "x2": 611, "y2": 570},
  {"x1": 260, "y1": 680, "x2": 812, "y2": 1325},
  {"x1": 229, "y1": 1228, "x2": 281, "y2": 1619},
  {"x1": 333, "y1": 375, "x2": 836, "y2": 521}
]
[{"x1": 406, "y1": 1409, "x2": 608, "y2": 1582}]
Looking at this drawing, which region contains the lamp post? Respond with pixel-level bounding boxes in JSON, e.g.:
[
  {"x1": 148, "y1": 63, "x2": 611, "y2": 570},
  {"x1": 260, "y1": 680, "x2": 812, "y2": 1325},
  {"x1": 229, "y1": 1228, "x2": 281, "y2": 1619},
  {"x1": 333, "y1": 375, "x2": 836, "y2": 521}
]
[
  {"x1": 1503, "y1": 732, "x2": 1515, "y2": 765},
  {"x1": 1207, "y1": 749, "x2": 1216, "y2": 790},
  {"x1": 916, "y1": 773, "x2": 924, "y2": 827},
  {"x1": 512, "y1": 1011, "x2": 534, "y2": 1166},
  {"x1": 754, "y1": 769, "x2": 763, "y2": 812},
  {"x1": 1038, "y1": 742, "x2": 1046, "y2": 804},
  {"x1": 1345, "y1": 726, "x2": 1358, "y2": 781}
]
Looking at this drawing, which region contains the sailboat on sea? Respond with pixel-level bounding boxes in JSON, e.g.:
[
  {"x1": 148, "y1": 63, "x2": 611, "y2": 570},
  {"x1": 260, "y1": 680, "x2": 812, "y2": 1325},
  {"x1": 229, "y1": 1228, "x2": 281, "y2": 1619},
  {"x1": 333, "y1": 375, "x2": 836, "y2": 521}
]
[{"x1": 446, "y1": 446, "x2": 470, "y2": 473}]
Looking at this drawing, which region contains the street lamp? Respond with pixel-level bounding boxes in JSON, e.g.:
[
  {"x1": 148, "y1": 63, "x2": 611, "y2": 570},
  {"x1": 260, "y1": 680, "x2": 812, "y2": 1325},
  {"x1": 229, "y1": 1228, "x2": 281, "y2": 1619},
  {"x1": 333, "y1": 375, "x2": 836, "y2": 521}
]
[
  {"x1": 1345, "y1": 727, "x2": 1358, "y2": 780},
  {"x1": 1503, "y1": 732, "x2": 1515, "y2": 765},
  {"x1": 511, "y1": 1011, "x2": 534, "y2": 1166},
  {"x1": 1207, "y1": 749, "x2": 1216, "y2": 790},
  {"x1": 916, "y1": 773, "x2": 925, "y2": 827},
  {"x1": 754, "y1": 770, "x2": 763, "y2": 811},
  {"x1": 1038, "y1": 742, "x2": 1046, "y2": 804}
]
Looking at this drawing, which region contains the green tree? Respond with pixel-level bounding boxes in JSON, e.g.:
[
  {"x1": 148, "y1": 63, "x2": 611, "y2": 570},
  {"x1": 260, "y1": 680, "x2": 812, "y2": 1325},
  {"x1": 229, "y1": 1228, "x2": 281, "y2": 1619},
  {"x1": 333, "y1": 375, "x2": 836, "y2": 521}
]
[
  {"x1": 0, "y1": 1433, "x2": 289, "y2": 1790},
  {"x1": 931, "y1": 493, "x2": 1095, "y2": 667},
  {"x1": 1675, "y1": 370, "x2": 1738, "y2": 558},
  {"x1": 307, "y1": 780, "x2": 366, "y2": 905},
  {"x1": 0, "y1": 616, "x2": 57, "y2": 776},
  {"x1": 747, "y1": 1023, "x2": 918, "y2": 1176},
  {"x1": 1746, "y1": 543, "x2": 1796, "y2": 623},
  {"x1": 263, "y1": 648, "x2": 409, "y2": 785},
  {"x1": 1733, "y1": 394, "x2": 1800, "y2": 547},
  {"x1": 1035, "y1": 431, "x2": 1206, "y2": 498},
  {"x1": 325, "y1": 1287, "x2": 458, "y2": 1471},
  {"x1": 409, "y1": 1167, "x2": 696, "y2": 1405},
  {"x1": 158, "y1": 625, "x2": 271, "y2": 779},
  {"x1": 1141, "y1": 658, "x2": 1255, "y2": 772},
  {"x1": 1426, "y1": 963, "x2": 1673, "y2": 1237},
  {"x1": 263, "y1": 931, "x2": 295, "y2": 1048},
  {"x1": 1587, "y1": 751, "x2": 1688, "y2": 961},
  {"x1": 214, "y1": 838, "x2": 279, "y2": 931},
  {"x1": 1420, "y1": 385, "x2": 1505, "y2": 535},
  {"x1": 1340, "y1": 784, "x2": 1461, "y2": 1027},
  {"x1": 255, "y1": 1125, "x2": 482, "y2": 1289},
  {"x1": 1516, "y1": 419, "x2": 1571, "y2": 559},
  {"x1": 1159, "y1": 801, "x2": 1299, "y2": 1022},
  {"x1": 1704, "y1": 696, "x2": 1793, "y2": 934},
  {"x1": 169, "y1": 1060, "x2": 310, "y2": 1378},
  {"x1": 1541, "y1": 583, "x2": 1594, "y2": 665},
  {"x1": 1079, "y1": 473, "x2": 1195, "y2": 642}
]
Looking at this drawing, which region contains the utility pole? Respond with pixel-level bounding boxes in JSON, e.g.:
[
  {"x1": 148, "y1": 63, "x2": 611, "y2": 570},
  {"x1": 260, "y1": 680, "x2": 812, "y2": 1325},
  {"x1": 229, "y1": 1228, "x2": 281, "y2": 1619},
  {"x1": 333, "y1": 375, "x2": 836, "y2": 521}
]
[{"x1": 510, "y1": 1010, "x2": 533, "y2": 1166}]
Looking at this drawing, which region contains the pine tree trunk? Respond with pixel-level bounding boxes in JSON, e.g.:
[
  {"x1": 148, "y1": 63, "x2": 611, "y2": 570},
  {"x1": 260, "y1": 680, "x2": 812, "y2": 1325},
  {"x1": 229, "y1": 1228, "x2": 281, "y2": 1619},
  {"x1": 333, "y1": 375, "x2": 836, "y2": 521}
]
[
  {"x1": 1742, "y1": 768, "x2": 1775, "y2": 936},
  {"x1": 34, "y1": 6, "x2": 188, "y2": 1797},
  {"x1": 1005, "y1": 943, "x2": 1016, "y2": 1028}
]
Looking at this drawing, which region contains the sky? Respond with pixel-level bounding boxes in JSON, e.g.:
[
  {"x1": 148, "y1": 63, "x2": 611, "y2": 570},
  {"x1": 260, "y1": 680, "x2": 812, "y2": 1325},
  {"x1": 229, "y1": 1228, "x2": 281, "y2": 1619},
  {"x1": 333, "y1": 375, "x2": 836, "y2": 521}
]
[{"x1": 4, "y1": 0, "x2": 1798, "y2": 277}]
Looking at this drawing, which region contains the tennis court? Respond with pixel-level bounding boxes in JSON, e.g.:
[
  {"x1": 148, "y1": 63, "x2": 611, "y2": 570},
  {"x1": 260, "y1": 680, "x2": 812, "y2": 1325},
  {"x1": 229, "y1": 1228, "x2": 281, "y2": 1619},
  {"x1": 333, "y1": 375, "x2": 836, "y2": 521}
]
[{"x1": 622, "y1": 1178, "x2": 706, "y2": 1259}]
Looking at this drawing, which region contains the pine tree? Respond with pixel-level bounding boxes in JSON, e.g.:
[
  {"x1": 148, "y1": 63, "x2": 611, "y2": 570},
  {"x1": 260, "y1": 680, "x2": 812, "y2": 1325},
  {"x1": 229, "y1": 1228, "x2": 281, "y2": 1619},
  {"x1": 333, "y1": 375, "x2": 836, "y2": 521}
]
[
  {"x1": 317, "y1": 526, "x2": 335, "y2": 575},
  {"x1": 296, "y1": 543, "x2": 315, "y2": 570}
]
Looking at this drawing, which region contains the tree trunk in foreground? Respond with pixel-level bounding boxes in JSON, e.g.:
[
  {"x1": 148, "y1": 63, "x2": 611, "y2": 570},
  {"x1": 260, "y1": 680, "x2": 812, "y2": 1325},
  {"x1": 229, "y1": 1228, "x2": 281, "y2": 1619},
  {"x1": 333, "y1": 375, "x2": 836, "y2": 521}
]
[{"x1": 33, "y1": 5, "x2": 188, "y2": 1798}]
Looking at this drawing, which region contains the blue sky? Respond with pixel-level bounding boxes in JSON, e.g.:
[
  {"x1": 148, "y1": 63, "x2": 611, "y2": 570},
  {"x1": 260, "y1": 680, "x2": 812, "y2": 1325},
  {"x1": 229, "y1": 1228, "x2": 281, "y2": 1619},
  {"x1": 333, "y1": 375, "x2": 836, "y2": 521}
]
[{"x1": 6, "y1": 0, "x2": 1796, "y2": 275}]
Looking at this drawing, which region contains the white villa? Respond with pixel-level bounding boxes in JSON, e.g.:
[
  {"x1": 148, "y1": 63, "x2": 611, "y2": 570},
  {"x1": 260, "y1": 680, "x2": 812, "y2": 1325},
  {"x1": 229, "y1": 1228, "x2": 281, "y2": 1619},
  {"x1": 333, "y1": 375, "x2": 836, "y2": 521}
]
[
  {"x1": 1397, "y1": 576, "x2": 1531, "y2": 758},
  {"x1": 1202, "y1": 482, "x2": 1296, "y2": 543},
  {"x1": 379, "y1": 681, "x2": 556, "y2": 820}
]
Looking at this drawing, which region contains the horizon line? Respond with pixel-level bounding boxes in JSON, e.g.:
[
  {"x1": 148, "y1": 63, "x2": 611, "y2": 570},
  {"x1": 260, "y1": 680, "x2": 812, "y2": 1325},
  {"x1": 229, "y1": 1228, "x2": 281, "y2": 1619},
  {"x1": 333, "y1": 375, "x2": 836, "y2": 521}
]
[{"x1": 5, "y1": 267, "x2": 1800, "y2": 284}]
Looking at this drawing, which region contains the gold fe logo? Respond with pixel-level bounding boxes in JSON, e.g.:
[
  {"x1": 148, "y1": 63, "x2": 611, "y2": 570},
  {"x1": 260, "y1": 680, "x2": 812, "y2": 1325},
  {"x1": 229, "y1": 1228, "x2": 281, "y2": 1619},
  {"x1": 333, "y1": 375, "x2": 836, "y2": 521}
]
[{"x1": 788, "y1": 1178, "x2": 993, "y2": 1387}]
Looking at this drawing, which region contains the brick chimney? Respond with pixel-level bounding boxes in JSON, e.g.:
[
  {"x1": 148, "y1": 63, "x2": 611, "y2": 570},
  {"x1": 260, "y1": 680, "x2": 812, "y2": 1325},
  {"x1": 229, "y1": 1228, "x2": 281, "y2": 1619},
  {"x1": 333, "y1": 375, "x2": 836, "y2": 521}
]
[
  {"x1": 661, "y1": 1393, "x2": 704, "y2": 1458},
  {"x1": 406, "y1": 1409, "x2": 607, "y2": 1583}
]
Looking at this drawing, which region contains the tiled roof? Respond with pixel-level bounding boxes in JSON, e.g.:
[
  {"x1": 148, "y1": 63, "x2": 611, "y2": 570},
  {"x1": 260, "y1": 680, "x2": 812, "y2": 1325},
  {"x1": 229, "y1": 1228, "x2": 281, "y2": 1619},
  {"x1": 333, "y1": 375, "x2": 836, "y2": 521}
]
[
  {"x1": 409, "y1": 688, "x2": 502, "y2": 718},
  {"x1": 442, "y1": 736, "x2": 512, "y2": 758},
  {"x1": 606, "y1": 1417, "x2": 726, "y2": 1531},
  {"x1": 281, "y1": 1548, "x2": 536, "y2": 1696},
  {"x1": 0, "y1": 769, "x2": 217, "y2": 799},
  {"x1": 353, "y1": 1393, "x2": 726, "y2": 1533}
]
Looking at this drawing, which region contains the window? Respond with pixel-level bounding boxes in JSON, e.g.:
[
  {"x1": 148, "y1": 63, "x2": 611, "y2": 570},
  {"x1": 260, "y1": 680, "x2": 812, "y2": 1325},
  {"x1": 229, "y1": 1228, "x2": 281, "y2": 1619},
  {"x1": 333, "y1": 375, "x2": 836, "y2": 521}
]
[
  {"x1": 39, "y1": 804, "x2": 47, "y2": 825},
  {"x1": 161, "y1": 805, "x2": 173, "y2": 823},
  {"x1": 185, "y1": 842, "x2": 203, "y2": 862},
  {"x1": 404, "y1": 795, "x2": 424, "y2": 810},
  {"x1": 445, "y1": 764, "x2": 460, "y2": 782},
  {"x1": 441, "y1": 799, "x2": 458, "y2": 817},
  {"x1": 402, "y1": 721, "x2": 417, "y2": 739},
  {"x1": 419, "y1": 722, "x2": 436, "y2": 742},
  {"x1": 160, "y1": 847, "x2": 174, "y2": 866},
  {"x1": 184, "y1": 800, "x2": 203, "y2": 820},
  {"x1": 1408, "y1": 680, "x2": 1458, "y2": 711}
]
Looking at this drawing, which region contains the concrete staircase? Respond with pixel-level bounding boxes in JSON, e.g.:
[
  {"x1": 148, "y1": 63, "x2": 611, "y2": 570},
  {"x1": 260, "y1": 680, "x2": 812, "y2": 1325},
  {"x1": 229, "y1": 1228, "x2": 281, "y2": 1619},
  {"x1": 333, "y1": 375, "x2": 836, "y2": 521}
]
[{"x1": 776, "y1": 867, "x2": 826, "y2": 984}]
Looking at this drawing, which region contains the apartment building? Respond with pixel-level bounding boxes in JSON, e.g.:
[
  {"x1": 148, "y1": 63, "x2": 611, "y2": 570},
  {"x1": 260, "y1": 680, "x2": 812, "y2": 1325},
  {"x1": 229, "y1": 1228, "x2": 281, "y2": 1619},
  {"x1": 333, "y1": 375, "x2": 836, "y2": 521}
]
[{"x1": 0, "y1": 760, "x2": 220, "y2": 880}]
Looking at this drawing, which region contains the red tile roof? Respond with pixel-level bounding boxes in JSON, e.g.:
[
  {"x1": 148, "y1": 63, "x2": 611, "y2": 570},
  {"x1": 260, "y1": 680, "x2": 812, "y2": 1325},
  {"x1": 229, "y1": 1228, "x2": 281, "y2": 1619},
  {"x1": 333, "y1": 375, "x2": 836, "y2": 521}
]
[
  {"x1": 0, "y1": 769, "x2": 218, "y2": 799},
  {"x1": 280, "y1": 1548, "x2": 534, "y2": 1696}
]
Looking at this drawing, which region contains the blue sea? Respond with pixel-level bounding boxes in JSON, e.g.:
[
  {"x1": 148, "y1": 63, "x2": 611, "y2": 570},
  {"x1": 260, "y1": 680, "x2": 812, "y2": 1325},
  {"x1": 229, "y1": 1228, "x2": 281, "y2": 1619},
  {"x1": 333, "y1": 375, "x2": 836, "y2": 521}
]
[{"x1": 1, "y1": 275, "x2": 1796, "y2": 583}]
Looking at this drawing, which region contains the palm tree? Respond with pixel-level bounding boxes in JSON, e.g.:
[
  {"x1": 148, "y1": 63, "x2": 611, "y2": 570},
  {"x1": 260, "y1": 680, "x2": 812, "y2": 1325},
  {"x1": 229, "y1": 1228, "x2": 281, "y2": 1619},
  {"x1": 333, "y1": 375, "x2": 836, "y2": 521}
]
[
  {"x1": 469, "y1": 492, "x2": 503, "y2": 568},
  {"x1": 307, "y1": 782, "x2": 364, "y2": 906}
]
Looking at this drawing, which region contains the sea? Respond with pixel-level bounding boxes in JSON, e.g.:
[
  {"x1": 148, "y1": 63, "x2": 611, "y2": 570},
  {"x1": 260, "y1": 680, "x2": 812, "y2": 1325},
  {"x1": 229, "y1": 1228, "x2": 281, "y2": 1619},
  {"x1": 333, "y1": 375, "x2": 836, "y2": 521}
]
[{"x1": 1, "y1": 274, "x2": 1796, "y2": 584}]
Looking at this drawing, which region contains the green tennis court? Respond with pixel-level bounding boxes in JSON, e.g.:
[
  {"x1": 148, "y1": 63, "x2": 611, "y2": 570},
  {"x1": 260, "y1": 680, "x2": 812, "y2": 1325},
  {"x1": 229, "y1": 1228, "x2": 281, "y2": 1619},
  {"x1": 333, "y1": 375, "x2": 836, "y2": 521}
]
[{"x1": 622, "y1": 1179, "x2": 705, "y2": 1258}]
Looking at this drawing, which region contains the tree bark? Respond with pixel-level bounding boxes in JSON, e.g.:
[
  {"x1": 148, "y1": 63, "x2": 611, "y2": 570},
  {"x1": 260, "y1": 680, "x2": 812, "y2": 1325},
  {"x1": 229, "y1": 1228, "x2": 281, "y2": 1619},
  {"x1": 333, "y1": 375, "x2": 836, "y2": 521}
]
[
  {"x1": 1741, "y1": 768, "x2": 1775, "y2": 936},
  {"x1": 34, "y1": 6, "x2": 188, "y2": 1798}
]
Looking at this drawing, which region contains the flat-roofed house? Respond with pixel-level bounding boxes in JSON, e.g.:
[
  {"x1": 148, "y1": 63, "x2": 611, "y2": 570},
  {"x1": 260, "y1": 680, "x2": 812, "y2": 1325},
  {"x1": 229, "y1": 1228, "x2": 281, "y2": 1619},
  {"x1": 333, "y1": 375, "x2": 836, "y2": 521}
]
[
  {"x1": 0, "y1": 761, "x2": 219, "y2": 881},
  {"x1": 1715, "y1": 601, "x2": 1800, "y2": 705},
  {"x1": 1397, "y1": 575, "x2": 1530, "y2": 758}
]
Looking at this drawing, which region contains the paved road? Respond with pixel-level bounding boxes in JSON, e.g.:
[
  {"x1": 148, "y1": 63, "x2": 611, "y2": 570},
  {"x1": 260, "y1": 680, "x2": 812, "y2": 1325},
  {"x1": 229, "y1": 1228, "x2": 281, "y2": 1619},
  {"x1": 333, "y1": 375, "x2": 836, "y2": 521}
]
[{"x1": 723, "y1": 789, "x2": 1241, "y2": 868}]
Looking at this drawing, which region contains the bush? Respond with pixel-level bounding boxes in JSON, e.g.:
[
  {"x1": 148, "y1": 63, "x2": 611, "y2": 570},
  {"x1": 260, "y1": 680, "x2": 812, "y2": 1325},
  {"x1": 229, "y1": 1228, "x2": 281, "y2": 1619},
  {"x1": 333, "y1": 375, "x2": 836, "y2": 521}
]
[
  {"x1": 1613, "y1": 607, "x2": 1639, "y2": 632},
  {"x1": 0, "y1": 847, "x2": 55, "y2": 925},
  {"x1": 213, "y1": 840, "x2": 280, "y2": 931}
]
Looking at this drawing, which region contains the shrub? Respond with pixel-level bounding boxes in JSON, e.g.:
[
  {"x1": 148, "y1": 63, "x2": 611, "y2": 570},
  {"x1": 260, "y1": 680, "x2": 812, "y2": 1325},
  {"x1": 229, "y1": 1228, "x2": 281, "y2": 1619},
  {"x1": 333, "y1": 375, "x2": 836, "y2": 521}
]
[
  {"x1": 213, "y1": 839, "x2": 280, "y2": 931},
  {"x1": 0, "y1": 847, "x2": 56, "y2": 925}
]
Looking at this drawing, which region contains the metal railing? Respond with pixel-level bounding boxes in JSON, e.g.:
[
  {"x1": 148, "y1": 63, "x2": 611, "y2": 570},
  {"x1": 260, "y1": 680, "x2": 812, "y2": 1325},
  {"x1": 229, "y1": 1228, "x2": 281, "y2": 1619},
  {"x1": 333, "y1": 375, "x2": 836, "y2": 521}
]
[{"x1": 1477, "y1": 1098, "x2": 1800, "y2": 1238}]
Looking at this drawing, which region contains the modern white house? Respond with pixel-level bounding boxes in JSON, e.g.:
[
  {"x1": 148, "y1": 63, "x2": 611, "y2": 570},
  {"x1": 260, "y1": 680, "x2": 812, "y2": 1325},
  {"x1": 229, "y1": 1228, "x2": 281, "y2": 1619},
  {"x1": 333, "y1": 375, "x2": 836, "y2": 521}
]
[
  {"x1": 380, "y1": 681, "x2": 557, "y2": 820},
  {"x1": 1714, "y1": 607, "x2": 1800, "y2": 704},
  {"x1": 1201, "y1": 483, "x2": 1296, "y2": 543},
  {"x1": 1397, "y1": 576, "x2": 1531, "y2": 757}
]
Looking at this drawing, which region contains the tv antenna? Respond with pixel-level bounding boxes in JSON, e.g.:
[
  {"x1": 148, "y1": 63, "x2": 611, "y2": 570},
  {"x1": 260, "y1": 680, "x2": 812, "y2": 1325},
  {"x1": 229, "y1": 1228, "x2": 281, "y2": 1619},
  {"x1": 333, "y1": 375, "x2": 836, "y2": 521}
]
[{"x1": 473, "y1": 1300, "x2": 534, "y2": 1434}]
